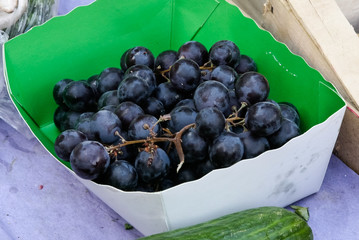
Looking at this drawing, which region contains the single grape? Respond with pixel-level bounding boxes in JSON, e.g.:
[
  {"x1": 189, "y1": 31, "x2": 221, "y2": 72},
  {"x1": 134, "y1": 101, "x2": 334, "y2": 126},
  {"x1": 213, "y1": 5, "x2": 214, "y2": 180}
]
[
  {"x1": 193, "y1": 80, "x2": 230, "y2": 114},
  {"x1": 120, "y1": 49, "x2": 130, "y2": 71},
  {"x1": 142, "y1": 97, "x2": 165, "y2": 118},
  {"x1": 90, "y1": 110, "x2": 122, "y2": 144},
  {"x1": 96, "y1": 67, "x2": 124, "y2": 96},
  {"x1": 135, "y1": 148, "x2": 170, "y2": 183},
  {"x1": 195, "y1": 107, "x2": 226, "y2": 140},
  {"x1": 53, "y1": 79, "x2": 73, "y2": 107},
  {"x1": 210, "y1": 65, "x2": 238, "y2": 89},
  {"x1": 169, "y1": 58, "x2": 201, "y2": 93},
  {"x1": 125, "y1": 46, "x2": 155, "y2": 70},
  {"x1": 209, "y1": 131, "x2": 244, "y2": 168},
  {"x1": 128, "y1": 114, "x2": 161, "y2": 140},
  {"x1": 167, "y1": 106, "x2": 197, "y2": 133},
  {"x1": 245, "y1": 101, "x2": 282, "y2": 136},
  {"x1": 238, "y1": 131, "x2": 270, "y2": 159},
  {"x1": 234, "y1": 72, "x2": 270, "y2": 106},
  {"x1": 279, "y1": 102, "x2": 300, "y2": 127},
  {"x1": 54, "y1": 129, "x2": 88, "y2": 162},
  {"x1": 154, "y1": 82, "x2": 184, "y2": 111},
  {"x1": 97, "y1": 90, "x2": 120, "y2": 110},
  {"x1": 117, "y1": 75, "x2": 151, "y2": 105},
  {"x1": 70, "y1": 140, "x2": 110, "y2": 180},
  {"x1": 178, "y1": 41, "x2": 209, "y2": 66},
  {"x1": 209, "y1": 40, "x2": 240, "y2": 67},
  {"x1": 105, "y1": 160, "x2": 138, "y2": 191},
  {"x1": 267, "y1": 118, "x2": 300, "y2": 149},
  {"x1": 234, "y1": 54, "x2": 257, "y2": 74},
  {"x1": 181, "y1": 128, "x2": 208, "y2": 163},
  {"x1": 63, "y1": 80, "x2": 97, "y2": 112}
]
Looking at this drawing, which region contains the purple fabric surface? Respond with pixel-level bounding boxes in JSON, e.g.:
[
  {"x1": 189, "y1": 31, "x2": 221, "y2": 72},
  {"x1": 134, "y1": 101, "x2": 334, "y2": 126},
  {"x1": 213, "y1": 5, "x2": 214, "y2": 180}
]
[{"x1": 0, "y1": 1, "x2": 358, "y2": 239}]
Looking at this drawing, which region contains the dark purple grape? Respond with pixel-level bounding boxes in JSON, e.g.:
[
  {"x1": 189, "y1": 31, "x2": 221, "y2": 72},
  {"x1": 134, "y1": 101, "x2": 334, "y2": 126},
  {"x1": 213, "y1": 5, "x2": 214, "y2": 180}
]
[
  {"x1": 154, "y1": 82, "x2": 184, "y2": 111},
  {"x1": 55, "y1": 109, "x2": 82, "y2": 132},
  {"x1": 167, "y1": 106, "x2": 197, "y2": 133},
  {"x1": 54, "y1": 129, "x2": 88, "y2": 162},
  {"x1": 234, "y1": 72, "x2": 270, "y2": 106},
  {"x1": 178, "y1": 41, "x2": 209, "y2": 66},
  {"x1": 245, "y1": 101, "x2": 282, "y2": 137},
  {"x1": 63, "y1": 80, "x2": 97, "y2": 112},
  {"x1": 90, "y1": 110, "x2": 122, "y2": 144},
  {"x1": 193, "y1": 80, "x2": 230, "y2": 113},
  {"x1": 169, "y1": 58, "x2": 201, "y2": 93},
  {"x1": 87, "y1": 74, "x2": 101, "y2": 100},
  {"x1": 76, "y1": 116, "x2": 96, "y2": 140},
  {"x1": 238, "y1": 131, "x2": 270, "y2": 159},
  {"x1": 279, "y1": 102, "x2": 300, "y2": 127},
  {"x1": 120, "y1": 49, "x2": 130, "y2": 71},
  {"x1": 176, "y1": 164, "x2": 198, "y2": 184},
  {"x1": 96, "y1": 67, "x2": 124, "y2": 96},
  {"x1": 114, "y1": 101, "x2": 144, "y2": 130},
  {"x1": 159, "y1": 178, "x2": 176, "y2": 191},
  {"x1": 154, "y1": 50, "x2": 179, "y2": 83},
  {"x1": 128, "y1": 114, "x2": 161, "y2": 140},
  {"x1": 125, "y1": 65, "x2": 156, "y2": 94},
  {"x1": 53, "y1": 79, "x2": 73, "y2": 107},
  {"x1": 234, "y1": 54, "x2": 257, "y2": 74},
  {"x1": 70, "y1": 140, "x2": 110, "y2": 180},
  {"x1": 105, "y1": 160, "x2": 138, "y2": 191},
  {"x1": 175, "y1": 99, "x2": 196, "y2": 110},
  {"x1": 142, "y1": 97, "x2": 165, "y2": 118},
  {"x1": 135, "y1": 148, "x2": 170, "y2": 183},
  {"x1": 209, "y1": 40, "x2": 240, "y2": 67},
  {"x1": 125, "y1": 46, "x2": 155, "y2": 70},
  {"x1": 117, "y1": 76, "x2": 151, "y2": 105},
  {"x1": 97, "y1": 90, "x2": 120, "y2": 109},
  {"x1": 209, "y1": 131, "x2": 244, "y2": 168},
  {"x1": 195, "y1": 159, "x2": 215, "y2": 178},
  {"x1": 210, "y1": 65, "x2": 238, "y2": 89},
  {"x1": 181, "y1": 128, "x2": 208, "y2": 163},
  {"x1": 99, "y1": 105, "x2": 117, "y2": 112},
  {"x1": 267, "y1": 118, "x2": 300, "y2": 149},
  {"x1": 54, "y1": 106, "x2": 67, "y2": 131},
  {"x1": 195, "y1": 107, "x2": 225, "y2": 140}
]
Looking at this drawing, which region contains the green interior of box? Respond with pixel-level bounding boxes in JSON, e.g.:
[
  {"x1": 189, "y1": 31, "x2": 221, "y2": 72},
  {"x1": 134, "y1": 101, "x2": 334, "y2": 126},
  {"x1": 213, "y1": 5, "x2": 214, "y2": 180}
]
[{"x1": 3, "y1": 0, "x2": 345, "y2": 168}]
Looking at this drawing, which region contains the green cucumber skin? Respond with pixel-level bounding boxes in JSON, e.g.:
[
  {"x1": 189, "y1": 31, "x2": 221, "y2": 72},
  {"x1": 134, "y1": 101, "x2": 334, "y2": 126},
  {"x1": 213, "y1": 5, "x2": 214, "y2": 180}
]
[{"x1": 140, "y1": 206, "x2": 313, "y2": 240}]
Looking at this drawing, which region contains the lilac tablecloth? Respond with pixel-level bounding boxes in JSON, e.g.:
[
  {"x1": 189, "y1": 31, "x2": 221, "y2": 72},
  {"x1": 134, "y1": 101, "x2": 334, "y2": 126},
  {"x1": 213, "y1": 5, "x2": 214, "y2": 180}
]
[{"x1": 0, "y1": 1, "x2": 358, "y2": 239}]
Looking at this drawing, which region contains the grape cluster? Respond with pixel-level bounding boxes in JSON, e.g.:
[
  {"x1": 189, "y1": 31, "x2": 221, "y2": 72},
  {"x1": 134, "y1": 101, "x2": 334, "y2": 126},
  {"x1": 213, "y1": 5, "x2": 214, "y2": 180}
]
[{"x1": 53, "y1": 40, "x2": 301, "y2": 192}]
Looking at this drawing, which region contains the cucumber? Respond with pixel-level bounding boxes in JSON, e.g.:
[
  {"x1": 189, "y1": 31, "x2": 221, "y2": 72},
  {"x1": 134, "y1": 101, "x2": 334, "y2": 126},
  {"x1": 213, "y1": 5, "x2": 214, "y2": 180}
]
[{"x1": 140, "y1": 206, "x2": 313, "y2": 240}]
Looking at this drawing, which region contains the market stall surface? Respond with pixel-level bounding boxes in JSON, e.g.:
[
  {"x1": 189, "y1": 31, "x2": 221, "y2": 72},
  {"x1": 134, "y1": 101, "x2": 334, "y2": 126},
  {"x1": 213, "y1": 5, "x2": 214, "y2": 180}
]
[{"x1": 0, "y1": 1, "x2": 358, "y2": 239}]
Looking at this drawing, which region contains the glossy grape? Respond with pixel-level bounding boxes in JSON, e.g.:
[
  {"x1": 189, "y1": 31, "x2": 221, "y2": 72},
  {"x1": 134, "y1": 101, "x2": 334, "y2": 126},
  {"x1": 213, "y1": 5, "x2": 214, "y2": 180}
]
[
  {"x1": 245, "y1": 101, "x2": 282, "y2": 136},
  {"x1": 209, "y1": 131, "x2": 244, "y2": 168},
  {"x1": 178, "y1": 41, "x2": 209, "y2": 66},
  {"x1": 234, "y1": 72, "x2": 270, "y2": 106},
  {"x1": 105, "y1": 160, "x2": 138, "y2": 191},
  {"x1": 169, "y1": 58, "x2": 201, "y2": 93},
  {"x1": 70, "y1": 140, "x2": 110, "y2": 180},
  {"x1": 135, "y1": 148, "x2": 170, "y2": 183},
  {"x1": 193, "y1": 80, "x2": 230, "y2": 113},
  {"x1": 195, "y1": 107, "x2": 225, "y2": 140}
]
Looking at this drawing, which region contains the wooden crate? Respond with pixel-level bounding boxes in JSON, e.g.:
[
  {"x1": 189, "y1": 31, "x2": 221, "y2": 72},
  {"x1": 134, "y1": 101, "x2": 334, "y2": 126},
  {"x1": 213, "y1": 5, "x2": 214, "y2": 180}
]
[{"x1": 229, "y1": 0, "x2": 359, "y2": 174}]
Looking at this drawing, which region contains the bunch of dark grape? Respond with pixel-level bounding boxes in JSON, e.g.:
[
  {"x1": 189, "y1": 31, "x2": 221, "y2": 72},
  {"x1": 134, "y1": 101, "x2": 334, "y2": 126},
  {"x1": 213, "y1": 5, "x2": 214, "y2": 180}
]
[{"x1": 53, "y1": 40, "x2": 301, "y2": 192}]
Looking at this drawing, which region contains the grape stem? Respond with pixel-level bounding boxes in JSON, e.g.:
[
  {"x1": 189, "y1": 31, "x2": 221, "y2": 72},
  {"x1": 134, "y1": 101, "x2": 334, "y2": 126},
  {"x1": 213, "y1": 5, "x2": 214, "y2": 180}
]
[{"x1": 107, "y1": 104, "x2": 247, "y2": 172}]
